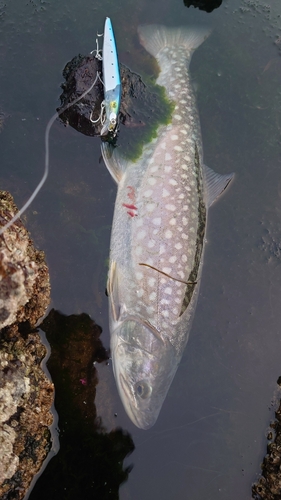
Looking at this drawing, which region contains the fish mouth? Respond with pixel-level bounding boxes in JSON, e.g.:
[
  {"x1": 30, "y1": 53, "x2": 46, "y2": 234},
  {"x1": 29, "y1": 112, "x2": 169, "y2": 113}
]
[
  {"x1": 119, "y1": 373, "x2": 156, "y2": 430},
  {"x1": 119, "y1": 374, "x2": 141, "y2": 428}
]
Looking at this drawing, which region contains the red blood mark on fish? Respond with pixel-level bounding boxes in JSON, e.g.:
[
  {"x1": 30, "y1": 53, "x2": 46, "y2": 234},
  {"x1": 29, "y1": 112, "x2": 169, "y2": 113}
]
[
  {"x1": 123, "y1": 203, "x2": 137, "y2": 210},
  {"x1": 127, "y1": 186, "x2": 136, "y2": 202},
  {"x1": 123, "y1": 186, "x2": 138, "y2": 217}
]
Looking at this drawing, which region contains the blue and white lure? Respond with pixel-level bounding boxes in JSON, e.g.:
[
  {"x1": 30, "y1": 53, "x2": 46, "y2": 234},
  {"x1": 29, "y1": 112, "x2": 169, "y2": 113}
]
[{"x1": 100, "y1": 17, "x2": 121, "y2": 136}]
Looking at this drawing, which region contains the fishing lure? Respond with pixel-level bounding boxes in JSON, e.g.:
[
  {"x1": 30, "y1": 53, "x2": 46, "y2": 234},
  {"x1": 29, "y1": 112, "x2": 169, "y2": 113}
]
[{"x1": 100, "y1": 17, "x2": 121, "y2": 136}]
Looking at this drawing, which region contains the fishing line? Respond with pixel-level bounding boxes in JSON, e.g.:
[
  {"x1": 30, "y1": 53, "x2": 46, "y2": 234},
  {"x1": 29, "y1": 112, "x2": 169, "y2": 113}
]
[
  {"x1": 139, "y1": 263, "x2": 197, "y2": 286},
  {"x1": 0, "y1": 71, "x2": 102, "y2": 236}
]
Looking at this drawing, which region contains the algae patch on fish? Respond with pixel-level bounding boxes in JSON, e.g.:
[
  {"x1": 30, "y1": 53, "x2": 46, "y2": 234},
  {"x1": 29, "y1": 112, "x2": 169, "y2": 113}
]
[{"x1": 117, "y1": 79, "x2": 175, "y2": 162}]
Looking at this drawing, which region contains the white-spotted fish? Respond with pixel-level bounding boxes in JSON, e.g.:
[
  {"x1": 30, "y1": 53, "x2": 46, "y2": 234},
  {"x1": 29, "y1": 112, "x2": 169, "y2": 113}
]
[{"x1": 101, "y1": 24, "x2": 234, "y2": 429}]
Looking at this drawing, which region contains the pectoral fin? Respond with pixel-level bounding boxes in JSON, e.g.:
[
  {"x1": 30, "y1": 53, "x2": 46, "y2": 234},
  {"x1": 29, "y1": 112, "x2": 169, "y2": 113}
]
[
  {"x1": 203, "y1": 164, "x2": 234, "y2": 208},
  {"x1": 107, "y1": 260, "x2": 121, "y2": 321},
  {"x1": 101, "y1": 142, "x2": 130, "y2": 184}
]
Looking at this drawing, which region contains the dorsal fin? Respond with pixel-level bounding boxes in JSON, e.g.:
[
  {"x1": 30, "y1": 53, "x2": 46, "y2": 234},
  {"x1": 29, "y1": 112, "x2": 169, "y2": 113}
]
[{"x1": 203, "y1": 164, "x2": 234, "y2": 208}]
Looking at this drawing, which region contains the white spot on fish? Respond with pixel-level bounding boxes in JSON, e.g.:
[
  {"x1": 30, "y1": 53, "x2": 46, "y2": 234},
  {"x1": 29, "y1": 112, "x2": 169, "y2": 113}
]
[
  {"x1": 148, "y1": 177, "x2": 156, "y2": 186},
  {"x1": 171, "y1": 135, "x2": 178, "y2": 141},
  {"x1": 165, "y1": 204, "x2": 176, "y2": 211},
  {"x1": 148, "y1": 277, "x2": 156, "y2": 287},
  {"x1": 182, "y1": 254, "x2": 187, "y2": 262},
  {"x1": 165, "y1": 229, "x2": 172, "y2": 239},
  {"x1": 182, "y1": 217, "x2": 188, "y2": 225},
  {"x1": 182, "y1": 233, "x2": 188, "y2": 240},
  {"x1": 137, "y1": 289, "x2": 144, "y2": 298},
  {"x1": 160, "y1": 244, "x2": 165, "y2": 255},
  {"x1": 169, "y1": 179, "x2": 178, "y2": 186},
  {"x1": 163, "y1": 267, "x2": 171, "y2": 274},
  {"x1": 162, "y1": 310, "x2": 169, "y2": 317},
  {"x1": 174, "y1": 145, "x2": 183, "y2": 152},
  {"x1": 149, "y1": 292, "x2": 156, "y2": 301},
  {"x1": 151, "y1": 165, "x2": 158, "y2": 173},
  {"x1": 136, "y1": 218, "x2": 143, "y2": 227},
  {"x1": 178, "y1": 193, "x2": 185, "y2": 199},
  {"x1": 169, "y1": 218, "x2": 176, "y2": 226},
  {"x1": 147, "y1": 306, "x2": 155, "y2": 315},
  {"x1": 165, "y1": 153, "x2": 172, "y2": 161},
  {"x1": 153, "y1": 217, "x2": 161, "y2": 225},
  {"x1": 162, "y1": 188, "x2": 170, "y2": 197},
  {"x1": 160, "y1": 298, "x2": 169, "y2": 305},
  {"x1": 160, "y1": 142, "x2": 166, "y2": 149},
  {"x1": 174, "y1": 115, "x2": 182, "y2": 121},
  {"x1": 137, "y1": 230, "x2": 146, "y2": 240},
  {"x1": 175, "y1": 242, "x2": 182, "y2": 250},
  {"x1": 136, "y1": 246, "x2": 142, "y2": 256},
  {"x1": 172, "y1": 307, "x2": 178, "y2": 315},
  {"x1": 136, "y1": 272, "x2": 143, "y2": 280},
  {"x1": 146, "y1": 202, "x2": 156, "y2": 212},
  {"x1": 148, "y1": 240, "x2": 155, "y2": 248},
  {"x1": 144, "y1": 189, "x2": 153, "y2": 197},
  {"x1": 165, "y1": 166, "x2": 172, "y2": 173},
  {"x1": 165, "y1": 287, "x2": 172, "y2": 295}
]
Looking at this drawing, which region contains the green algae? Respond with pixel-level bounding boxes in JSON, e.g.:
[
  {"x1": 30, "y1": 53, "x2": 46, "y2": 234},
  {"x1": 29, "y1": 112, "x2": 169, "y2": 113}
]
[{"x1": 116, "y1": 79, "x2": 175, "y2": 163}]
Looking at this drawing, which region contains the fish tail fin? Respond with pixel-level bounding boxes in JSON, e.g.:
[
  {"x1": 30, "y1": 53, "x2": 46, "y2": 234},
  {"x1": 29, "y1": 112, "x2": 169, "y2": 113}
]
[{"x1": 138, "y1": 24, "x2": 211, "y2": 66}]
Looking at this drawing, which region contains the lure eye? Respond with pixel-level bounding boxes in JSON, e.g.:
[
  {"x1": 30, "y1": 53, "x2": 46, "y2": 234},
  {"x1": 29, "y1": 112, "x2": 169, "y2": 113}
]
[{"x1": 134, "y1": 380, "x2": 152, "y2": 399}]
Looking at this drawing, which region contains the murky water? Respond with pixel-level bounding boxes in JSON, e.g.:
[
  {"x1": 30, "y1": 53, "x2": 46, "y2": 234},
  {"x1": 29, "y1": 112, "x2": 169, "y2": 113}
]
[{"x1": 1, "y1": 0, "x2": 281, "y2": 498}]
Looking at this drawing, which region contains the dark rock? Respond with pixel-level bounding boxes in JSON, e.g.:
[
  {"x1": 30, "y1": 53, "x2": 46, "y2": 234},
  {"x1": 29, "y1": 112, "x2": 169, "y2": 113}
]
[
  {"x1": 57, "y1": 54, "x2": 154, "y2": 136},
  {"x1": 183, "y1": 0, "x2": 223, "y2": 12}
]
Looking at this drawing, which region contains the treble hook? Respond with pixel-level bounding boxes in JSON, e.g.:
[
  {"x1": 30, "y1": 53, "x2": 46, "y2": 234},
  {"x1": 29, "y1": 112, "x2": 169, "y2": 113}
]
[
  {"x1": 90, "y1": 100, "x2": 106, "y2": 125},
  {"x1": 90, "y1": 32, "x2": 103, "y2": 61}
]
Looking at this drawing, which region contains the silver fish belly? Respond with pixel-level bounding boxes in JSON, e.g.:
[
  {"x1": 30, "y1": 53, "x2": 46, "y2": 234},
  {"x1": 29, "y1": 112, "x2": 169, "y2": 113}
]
[{"x1": 101, "y1": 24, "x2": 233, "y2": 429}]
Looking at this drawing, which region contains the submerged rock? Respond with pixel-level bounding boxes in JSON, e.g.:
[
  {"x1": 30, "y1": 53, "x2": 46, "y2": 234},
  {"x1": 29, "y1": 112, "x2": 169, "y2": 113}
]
[
  {"x1": 0, "y1": 191, "x2": 53, "y2": 499},
  {"x1": 58, "y1": 54, "x2": 161, "y2": 136},
  {"x1": 183, "y1": 0, "x2": 223, "y2": 12}
]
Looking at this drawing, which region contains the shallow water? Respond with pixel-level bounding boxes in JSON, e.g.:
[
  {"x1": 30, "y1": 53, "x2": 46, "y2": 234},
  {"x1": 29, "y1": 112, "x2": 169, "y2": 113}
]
[{"x1": 1, "y1": 0, "x2": 281, "y2": 498}]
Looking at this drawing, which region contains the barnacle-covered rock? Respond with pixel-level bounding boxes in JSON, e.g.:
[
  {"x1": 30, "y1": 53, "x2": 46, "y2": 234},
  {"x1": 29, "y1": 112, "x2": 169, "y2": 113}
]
[
  {"x1": 0, "y1": 191, "x2": 50, "y2": 329},
  {"x1": 0, "y1": 191, "x2": 54, "y2": 499},
  {"x1": 252, "y1": 387, "x2": 281, "y2": 500}
]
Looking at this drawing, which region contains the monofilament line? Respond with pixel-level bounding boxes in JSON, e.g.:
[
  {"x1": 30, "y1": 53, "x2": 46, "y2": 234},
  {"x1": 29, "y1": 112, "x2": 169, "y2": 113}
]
[{"x1": 0, "y1": 71, "x2": 103, "y2": 235}]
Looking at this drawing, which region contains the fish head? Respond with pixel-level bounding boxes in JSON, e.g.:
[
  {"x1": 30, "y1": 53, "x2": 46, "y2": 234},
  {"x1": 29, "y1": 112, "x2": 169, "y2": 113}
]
[{"x1": 111, "y1": 317, "x2": 178, "y2": 429}]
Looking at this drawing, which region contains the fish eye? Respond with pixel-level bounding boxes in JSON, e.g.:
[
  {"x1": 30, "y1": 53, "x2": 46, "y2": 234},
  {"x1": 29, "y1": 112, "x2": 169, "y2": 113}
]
[{"x1": 134, "y1": 380, "x2": 152, "y2": 399}]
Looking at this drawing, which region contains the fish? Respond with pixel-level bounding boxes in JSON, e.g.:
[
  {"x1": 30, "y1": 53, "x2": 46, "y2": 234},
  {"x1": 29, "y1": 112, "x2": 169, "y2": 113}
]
[
  {"x1": 101, "y1": 24, "x2": 234, "y2": 429},
  {"x1": 101, "y1": 17, "x2": 121, "y2": 136}
]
